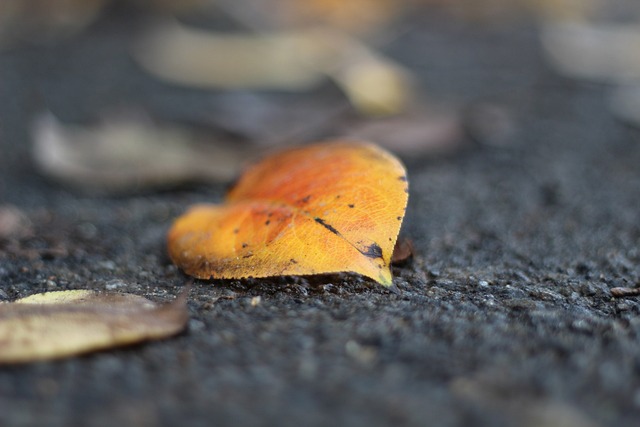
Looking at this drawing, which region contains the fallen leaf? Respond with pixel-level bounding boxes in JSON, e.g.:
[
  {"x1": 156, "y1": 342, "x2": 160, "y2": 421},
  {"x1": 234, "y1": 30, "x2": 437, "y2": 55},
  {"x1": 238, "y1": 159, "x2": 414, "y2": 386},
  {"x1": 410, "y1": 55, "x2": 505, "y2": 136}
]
[
  {"x1": 324, "y1": 28, "x2": 414, "y2": 116},
  {"x1": 133, "y1": 22, "x2": 413, "y2": 116},
  {"x1": 540, "y1": 22, "x2": 640, "y2": 83},
  {"x1": 391, "y1": 237, "x2": 414, "y2": 266},
  {"x1": 168, "y1": 140, "x2": 408, "y2": 287},
  {"x1": 32, "y1": 112, "x2": 247, "y2": 194},
  {"x1": 341, "y1": 109, "x2": 465, "y2": 157},
  {"x1": 0, "y1": 289, "x2": 188, "y2": 364},
  {"x1": 134, "y1": 22, "x2": 331, "y2": 91},
  {"x1": 0, "y1": 205, "x2": 31, "y2": 240},
  {"x1": 164, "y1": 92, "x2": 351, "y2": 147}
]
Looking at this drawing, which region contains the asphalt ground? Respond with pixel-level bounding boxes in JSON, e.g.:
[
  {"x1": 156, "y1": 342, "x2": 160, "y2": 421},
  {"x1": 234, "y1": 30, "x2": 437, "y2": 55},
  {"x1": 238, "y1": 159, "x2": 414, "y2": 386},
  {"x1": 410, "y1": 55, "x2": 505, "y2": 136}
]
[{"x1": 1, "y1": 7, "x2": 640, "y2": 427}]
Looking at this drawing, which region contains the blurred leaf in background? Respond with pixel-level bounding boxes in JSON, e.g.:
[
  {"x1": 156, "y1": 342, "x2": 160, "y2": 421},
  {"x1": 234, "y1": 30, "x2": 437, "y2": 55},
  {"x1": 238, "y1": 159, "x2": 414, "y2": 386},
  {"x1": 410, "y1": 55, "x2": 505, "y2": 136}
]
[
  {"x1": 10, "y1": 0, "x2": 639, "y2": 195},
  {"x1": 536, "y1": 0, "x2": 640, "y2": 128},
  {"x1": 31, "y1": 112, "x2": 249, "y2": 194},
  {"x1": 0, "y1": 0, "x2": 107, "y2": 48}
]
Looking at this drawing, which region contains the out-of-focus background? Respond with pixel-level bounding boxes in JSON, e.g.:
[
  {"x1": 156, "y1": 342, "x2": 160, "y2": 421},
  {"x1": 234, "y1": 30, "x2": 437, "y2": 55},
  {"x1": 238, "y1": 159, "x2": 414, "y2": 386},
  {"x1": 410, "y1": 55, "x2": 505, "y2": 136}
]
[
  {"x1": 1, "y1": 0, "x2": 639, "y2": 195},
  {"x1": 2, "y1": 1, "x2": 640, "y2": 426}
]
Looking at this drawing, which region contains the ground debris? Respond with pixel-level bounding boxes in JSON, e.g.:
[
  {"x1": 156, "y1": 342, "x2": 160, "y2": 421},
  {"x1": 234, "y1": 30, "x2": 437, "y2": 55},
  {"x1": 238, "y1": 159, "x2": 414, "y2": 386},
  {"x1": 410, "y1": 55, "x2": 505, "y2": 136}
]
[
  {"x1": 0, "y1": 289, "x2": 189, "y2": 364},
  {"x1": 0, "y1": 205, "x2": 32, "y2": 240},
  {"x1": 610, "y1": 287, "x2": 640, "y2": 298}
]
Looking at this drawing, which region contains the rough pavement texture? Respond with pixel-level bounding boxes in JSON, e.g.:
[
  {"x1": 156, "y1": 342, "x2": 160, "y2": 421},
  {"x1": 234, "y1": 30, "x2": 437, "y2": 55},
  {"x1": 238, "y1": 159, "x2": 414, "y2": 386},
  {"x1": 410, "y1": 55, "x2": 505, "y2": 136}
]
[{"x1": 1, "y1": 9, "x2": 640, "y2": 427}]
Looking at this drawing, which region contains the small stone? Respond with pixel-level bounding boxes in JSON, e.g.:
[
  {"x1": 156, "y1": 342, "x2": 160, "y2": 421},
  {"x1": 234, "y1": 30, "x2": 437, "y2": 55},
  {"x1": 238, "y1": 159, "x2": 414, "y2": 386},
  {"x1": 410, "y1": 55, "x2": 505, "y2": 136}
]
[
  {"x1": 571, "y1": 319, "x2": 592, "y2": 333},
  {"x1": 104, "y1": 279, "x2": 127, "y2": 291},
  {"x1": 98, "y1": 260, "x2": 117, "y2": 271}
]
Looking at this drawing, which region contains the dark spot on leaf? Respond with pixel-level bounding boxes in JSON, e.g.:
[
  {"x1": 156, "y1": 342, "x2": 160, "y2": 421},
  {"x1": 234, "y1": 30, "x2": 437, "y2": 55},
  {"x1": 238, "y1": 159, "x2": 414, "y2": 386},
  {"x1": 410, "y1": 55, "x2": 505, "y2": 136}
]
[
  {"x1": 314, "y1": 217, "x2": 340, "y2": 235},
  {"x1": 336, "y1": 195, "x2": 341, "y2": 199},
  {"x1": 233, "y1": 228, "x2": 239, "y2": 234},
  {"x1": 348, "y1": 204, "x2": 355, "y2": 208},
  {"x1": 243, "y1": 254, "x2": 253, "y2": 258},
  {"x1": 360, "y1": 243, "x2": 383, "y2": 259},
  {"x1": 299, "y1": 195, "x2": 311, "y2": 204},
  {"x1": 290, "y1": 259, "x2": 298, "y2": 264},
  {"x1": 265, "y1": 220, "x2": 271, "y2": 225},
  {"x1": 242, "y1": 243, "x2": 248, "y2": 248},
  {"x1": 397, "y1": 216, "x2": 402, "y2": 221}
]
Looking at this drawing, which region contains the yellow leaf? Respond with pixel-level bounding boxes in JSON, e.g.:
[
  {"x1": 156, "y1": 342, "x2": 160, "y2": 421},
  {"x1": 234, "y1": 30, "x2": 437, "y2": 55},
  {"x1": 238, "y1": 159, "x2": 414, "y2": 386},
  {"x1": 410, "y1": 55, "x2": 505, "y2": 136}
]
[{"x1": 168, "y1": 140, "x2": 408, "y2": 287}]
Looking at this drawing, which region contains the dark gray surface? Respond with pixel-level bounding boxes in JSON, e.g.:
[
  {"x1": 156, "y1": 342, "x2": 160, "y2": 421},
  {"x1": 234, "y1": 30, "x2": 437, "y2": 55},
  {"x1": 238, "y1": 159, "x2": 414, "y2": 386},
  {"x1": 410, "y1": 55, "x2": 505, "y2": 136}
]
[{"x1": 1, "y1": 8, "x2": 640, "y2": 427}]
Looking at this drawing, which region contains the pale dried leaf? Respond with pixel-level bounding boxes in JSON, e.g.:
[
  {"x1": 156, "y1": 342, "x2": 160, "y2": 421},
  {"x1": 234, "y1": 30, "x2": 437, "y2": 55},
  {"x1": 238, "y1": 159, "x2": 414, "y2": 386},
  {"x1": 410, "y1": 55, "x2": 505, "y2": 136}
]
[
  {"x1": 31, "y1": 112, "x2": 247, "y2": 193},
  {"x1": 332, "y1": 53, "x2": 413, "y2": 116},
  {"x1": 0, "y1": 289, "x2": 188, "y2": 364},
  {"x1": 133, "y1": 22, "x2": 413, "y2": 116},
  {"x1": 133, "y1": 22, "x2": 331, "y2": 90},
  {"x1": 14, "y1": 289, "x2": 156, "y2": 308},
  {"x1": 540, "y1": 22, "x2": 640, "y2": 83}
]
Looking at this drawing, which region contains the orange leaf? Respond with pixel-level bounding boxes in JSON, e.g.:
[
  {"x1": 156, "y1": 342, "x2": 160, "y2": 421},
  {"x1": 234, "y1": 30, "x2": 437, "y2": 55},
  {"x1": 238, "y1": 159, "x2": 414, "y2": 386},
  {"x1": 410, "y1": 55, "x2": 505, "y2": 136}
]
[{"x1": 167, "y1": 141, "x2": 408, "y2": 286}]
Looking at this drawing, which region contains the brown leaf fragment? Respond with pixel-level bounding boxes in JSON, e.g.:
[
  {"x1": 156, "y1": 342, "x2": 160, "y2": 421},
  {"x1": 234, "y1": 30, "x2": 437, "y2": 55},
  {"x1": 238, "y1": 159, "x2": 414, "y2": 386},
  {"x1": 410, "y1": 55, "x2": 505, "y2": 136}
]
[
  {"x1": 342, "y1": 109, "x2": 464, "y2": 157},
  {"x1": 0, "y1": 289, "x2": 188, "y2": 364},
  {"x1": 610, "y1": 287, "x2": 640, "y2": 298},
  {"x1": 0, "y1": 205, "x2": 31, "y2": 240},
  {"x1": 391, "y1": 237, "x2": 414, "y2": 266}
]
